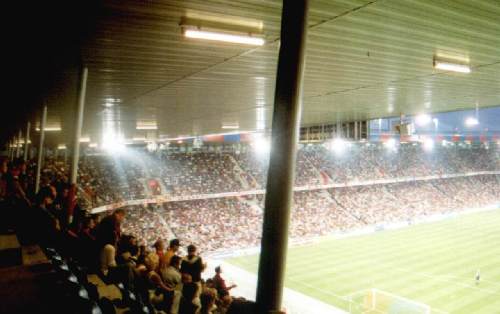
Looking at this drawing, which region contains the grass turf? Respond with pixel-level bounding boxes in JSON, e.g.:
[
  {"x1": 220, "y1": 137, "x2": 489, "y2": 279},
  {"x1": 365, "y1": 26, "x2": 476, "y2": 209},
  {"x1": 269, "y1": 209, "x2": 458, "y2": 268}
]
[{"x1": 228, "y1": 209, "x2": 500, "y2": 314}]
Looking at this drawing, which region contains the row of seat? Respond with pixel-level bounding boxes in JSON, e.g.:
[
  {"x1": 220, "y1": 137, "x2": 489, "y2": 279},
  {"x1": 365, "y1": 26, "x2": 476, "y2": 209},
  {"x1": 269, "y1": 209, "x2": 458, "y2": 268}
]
[{"x1": 45, "y1": 247, "x2": 152, "y2": 314}]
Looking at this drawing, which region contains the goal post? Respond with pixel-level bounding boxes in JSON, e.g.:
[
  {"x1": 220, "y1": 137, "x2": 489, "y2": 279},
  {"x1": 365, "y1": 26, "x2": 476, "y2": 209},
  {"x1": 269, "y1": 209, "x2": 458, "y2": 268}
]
[{"x1": 348, "y1": 288, "x2": 431, "y2": 314}]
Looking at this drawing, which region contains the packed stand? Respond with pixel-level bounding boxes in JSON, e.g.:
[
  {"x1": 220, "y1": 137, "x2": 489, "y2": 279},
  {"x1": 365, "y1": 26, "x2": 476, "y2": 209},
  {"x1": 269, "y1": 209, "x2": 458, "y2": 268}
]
[
  {"x1": 0, "y1": 156, "x2": 255, "y2": 313},
  {"x1": 162, "y1": 198, "x2": 263, "y2": 254},
  {"x1": 159, "y1": 153, "x2": 243, "y2": 197}
]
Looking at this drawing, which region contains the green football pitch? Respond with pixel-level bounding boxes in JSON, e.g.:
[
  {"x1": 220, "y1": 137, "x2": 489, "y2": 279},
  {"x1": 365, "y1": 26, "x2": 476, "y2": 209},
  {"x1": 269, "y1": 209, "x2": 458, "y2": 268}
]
[{"x1": 228, "y1": 209, "x2": 500, "y2": 314}]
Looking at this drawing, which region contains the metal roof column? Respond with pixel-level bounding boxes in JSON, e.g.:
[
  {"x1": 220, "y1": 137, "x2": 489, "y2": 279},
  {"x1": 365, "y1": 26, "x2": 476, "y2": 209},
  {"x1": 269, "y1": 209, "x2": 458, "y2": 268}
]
[
  {"x1": 23, "y1": 122, "x2": 30, "y2": 161},
  {"x1": 70, "y1": 67, "x2": 88, "y2": 185},
  {"x1": 35, "y1": 106, "x2": 47, "y2": 193},
  {"x1": 255, "y1": 0, "x2": 309, "y2": 313}
]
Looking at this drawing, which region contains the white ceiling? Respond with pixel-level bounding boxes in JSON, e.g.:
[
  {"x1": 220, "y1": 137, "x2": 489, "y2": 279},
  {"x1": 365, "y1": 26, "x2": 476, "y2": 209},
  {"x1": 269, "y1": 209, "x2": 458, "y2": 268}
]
[{"x1": 44, "y1": 0, "x2": 500, "y2": 144}]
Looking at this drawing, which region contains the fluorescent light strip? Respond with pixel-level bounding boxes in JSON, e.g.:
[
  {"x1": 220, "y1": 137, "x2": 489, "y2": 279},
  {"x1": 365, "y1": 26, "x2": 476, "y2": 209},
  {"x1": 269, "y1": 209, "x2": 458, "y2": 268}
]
[
  {"x1": 136, "y1": 126, "x2": 158, "y2": 130},
  {"x1": 36, "y1": 127, "x2": 61, "y2": 132},
  {"x1": 222, "y1": 125, "x2": 239, "y2": 130},
  {"x1": 184, "y1": 29, "x2": 264, "y2": 46},
  {"x1": 80, "y1": 137, "x2": 90, "y2": 143},
  {"x1": 36, "y1": 127, "x2": 62, "y2": 132},
  {"x1": 434, "y1": 61, "x2": 470, "y2": 73}
]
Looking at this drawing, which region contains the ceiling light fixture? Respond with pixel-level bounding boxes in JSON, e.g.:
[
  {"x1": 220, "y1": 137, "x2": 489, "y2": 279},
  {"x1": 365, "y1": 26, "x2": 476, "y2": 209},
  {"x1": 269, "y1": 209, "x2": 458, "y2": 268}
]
[
  {"x1": 136, "y1": 125, "x2": 158, "y2": 130},
  {"x1": 136, "y1": 121, "x2": 158, "y2": 130},
  {"x1": 433, "y1": 57, "x2": 471, "y2": 73},
  {"x1": 222, "y1": 123, "x2": 239, "y2": 130},
  {"x1": 183, "y1": 29, "x2": 264, "y2": 46},
  {"x1": 36, "y1": 127, "x2": 62, "y2": 132}
]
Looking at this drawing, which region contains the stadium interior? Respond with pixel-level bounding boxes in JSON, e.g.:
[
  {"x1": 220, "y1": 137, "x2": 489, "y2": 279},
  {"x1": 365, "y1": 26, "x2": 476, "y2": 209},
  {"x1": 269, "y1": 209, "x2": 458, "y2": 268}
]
[{"x1": 1, "y1": 1, "x2": 500, "y2": 314}]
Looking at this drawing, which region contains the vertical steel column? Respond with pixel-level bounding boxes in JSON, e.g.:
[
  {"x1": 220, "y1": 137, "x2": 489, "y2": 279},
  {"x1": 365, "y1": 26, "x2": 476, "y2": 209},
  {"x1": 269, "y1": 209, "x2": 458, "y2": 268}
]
[
  {"x1": 16, "y1": 130, "x2": 22, "y2": 158},
  {"x1": 7, "y1": 140, "x2": 12, "y2": 160},
  {"x1": 35, "y1": 106, "x2": 47, "y2": 194},
  {"x1": 70, "y1": 67, "x2": 88, "y2": 185},
  {"x1": 354, "y1": 121, "x2": 358, "y2": 140},
  {"x1": 255, "y1": 1, "x2": 309, "y2": 313},
  {"x1": 12, "y1": 137, "x2": 16, "y2": 160},
  {"x1": 24, "y1": 122, "x2": 30, "y2": 161},
  {"x1": 11, "y1": 139, "x2": 16, "y2": 160}
]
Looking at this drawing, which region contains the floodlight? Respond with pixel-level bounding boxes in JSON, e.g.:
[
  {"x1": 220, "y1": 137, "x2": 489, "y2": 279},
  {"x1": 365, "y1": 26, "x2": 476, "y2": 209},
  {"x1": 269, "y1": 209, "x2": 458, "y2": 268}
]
[
  {"x1": 102, "y1": 141, "x2": 125, "y2": 153},
  {"x1": 329, "y1": 138, "x2": 347, "y2": 154},
  {"x1": 102, "y1": 132, "x2": 125, "y2": 153},
  {"x1": 384, "y1": 138, "x2": 397, "y2": 151},
  {"x1": 422, "y1": 138, "x2": 434, "y2": 152},
  {"x1": 465, "y1": 117, "x2": 479, "y2": 127},
  {"x1": 252, "y1": 137, "x2": 270, "y2": 155},
  {"x1": 415, "y1": 114, "x2": 431, "y2": 126}
]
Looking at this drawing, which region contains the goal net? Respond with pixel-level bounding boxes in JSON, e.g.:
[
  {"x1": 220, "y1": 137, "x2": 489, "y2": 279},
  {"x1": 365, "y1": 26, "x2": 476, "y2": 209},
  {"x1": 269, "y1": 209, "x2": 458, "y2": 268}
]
[{"x1": 348, "y1": 288, "x2": 431, "y2": 314}]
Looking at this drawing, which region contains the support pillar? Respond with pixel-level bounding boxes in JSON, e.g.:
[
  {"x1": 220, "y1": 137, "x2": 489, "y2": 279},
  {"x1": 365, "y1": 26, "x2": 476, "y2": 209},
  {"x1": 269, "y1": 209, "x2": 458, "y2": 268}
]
[
  {"x1": 354, "y1": 121, "x2": 359, "y2": 140},
  {"x1": 24, "y1": 122, "x2": 30, "y2": 161},
  {"x1": 255, "y1": 1, "x2": 309, "y2": 313},
  {"x1": 35, "y1": 106, "x2": 47, "y2": 194},
  {"x1": 7, "y1": 140, "x2": 13, "y2": 160},
  {"x1": 15, "y1": 130, "x2": 22, "y2": 158},
  {"x1": 12, "y1": 137, "x2": 18, "y2": 160},
  {"x1": 70, "y1": 67, "x2": 88, "y2": 185}
]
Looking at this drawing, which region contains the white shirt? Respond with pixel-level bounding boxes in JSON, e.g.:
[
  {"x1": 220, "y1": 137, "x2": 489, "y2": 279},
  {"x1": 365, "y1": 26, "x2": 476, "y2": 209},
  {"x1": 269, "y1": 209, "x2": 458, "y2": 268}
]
[{"x1": 100, "y1": 244, "x2": 117, "y2": 276}]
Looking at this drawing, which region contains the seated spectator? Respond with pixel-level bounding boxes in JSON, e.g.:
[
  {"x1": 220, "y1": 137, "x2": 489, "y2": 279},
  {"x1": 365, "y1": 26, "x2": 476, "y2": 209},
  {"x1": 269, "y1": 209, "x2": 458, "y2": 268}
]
[
  {"x1": 199, "y1": 290, "x2": 217, "y2": 314},
  {"x1": 178, "y1": 282, "x2": 200, "y2": 314},
  {"x1": 117, "y1": 234, "x2": 139, "y2": 265}
]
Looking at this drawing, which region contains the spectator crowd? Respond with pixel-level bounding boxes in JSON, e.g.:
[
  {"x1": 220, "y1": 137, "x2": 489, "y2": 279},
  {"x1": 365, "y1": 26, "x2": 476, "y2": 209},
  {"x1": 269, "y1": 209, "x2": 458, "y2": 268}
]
[{"x1": 1, "y1": 142, "x2": 499, "y2": 313}]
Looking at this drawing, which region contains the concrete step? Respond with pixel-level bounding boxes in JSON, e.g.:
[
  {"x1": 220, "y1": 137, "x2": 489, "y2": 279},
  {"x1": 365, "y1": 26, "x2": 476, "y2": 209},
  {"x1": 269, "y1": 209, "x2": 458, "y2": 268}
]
[
  {"x1": 22, "y1": 245, "x2": 50, "y2": 267},
  {"x1": 0, "y1": 234, "x2": 21, "y2": 267}
]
